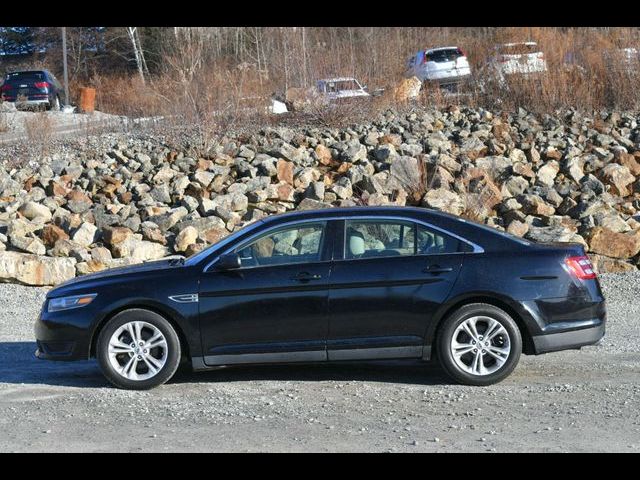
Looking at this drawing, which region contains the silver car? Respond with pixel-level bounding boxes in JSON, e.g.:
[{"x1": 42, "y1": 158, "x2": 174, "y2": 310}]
[{"x1": 405, "y1": 47, "x2": 472, "y2": 86}]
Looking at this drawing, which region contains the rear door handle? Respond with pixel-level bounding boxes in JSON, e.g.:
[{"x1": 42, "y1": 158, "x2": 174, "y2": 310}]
[
  {"x1": 291, "y1": 272, "x2": 322, "y2": 282},
  {"x1": 422, "y1": 265, "x2": 454, "y2": 274}
]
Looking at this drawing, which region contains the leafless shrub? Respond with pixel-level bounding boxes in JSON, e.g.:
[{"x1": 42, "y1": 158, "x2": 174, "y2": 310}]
[{"x1": 23, "y1": 112, "x2": 54, "y2": 158}]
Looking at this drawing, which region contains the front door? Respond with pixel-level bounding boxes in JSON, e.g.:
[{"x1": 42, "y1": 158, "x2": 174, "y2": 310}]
[
  {"x1": 199, "y1": 221, "x2": 332, "y2": 366},
  {"x1": 327, "y1": 218, "x2": 465, "y2": 360}
]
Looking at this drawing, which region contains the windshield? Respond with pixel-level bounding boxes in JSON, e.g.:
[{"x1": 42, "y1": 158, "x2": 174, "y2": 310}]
[
  {"x1": 5, "y1": 71, "x2": 45, "y2": 84},
  {"x1": 426, "y1": 48, "x2": 464, "y2": 62},
  {"x1": 184, "y1": 219, "x2": 266, "y2": 267}
]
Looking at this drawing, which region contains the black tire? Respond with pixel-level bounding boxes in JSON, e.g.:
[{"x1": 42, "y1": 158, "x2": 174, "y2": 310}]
[
  {"x1": 436, "y1": 303, "x2": 522, "y2": 386},
  {"x1": 48, "y1": 95, "x2": 60, "y2": 111},
  {"x1": 96, "y1": 309, "x2": 181, "y2": 390}
]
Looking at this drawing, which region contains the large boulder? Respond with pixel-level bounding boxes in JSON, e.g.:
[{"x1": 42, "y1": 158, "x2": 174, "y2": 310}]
[
  {"x1": 422, "y1": 188, "x2": 465, "y2": 216},
  {"x1": 18, "y1": 201, "x2": 52, "y2": 221},
  {"x1": 587, "y1": 227, "x2": 640, "y2": 259},
  {"x1": 0, "y1": 252, "x2": 76, "y2": 286}
]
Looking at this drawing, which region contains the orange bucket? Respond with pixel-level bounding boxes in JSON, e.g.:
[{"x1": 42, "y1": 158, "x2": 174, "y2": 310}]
[{"x1": 79, "y1": 87, "x2": 96, "y2": 113}]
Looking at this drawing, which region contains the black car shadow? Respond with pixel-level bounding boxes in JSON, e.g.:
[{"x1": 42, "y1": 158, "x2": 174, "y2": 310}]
[
  {"x1": 0, "y1": 341, "x2": 452, "y2": 388},
  {"x1": 0, "y1": 342, "x2": 107, "y2": 388}
]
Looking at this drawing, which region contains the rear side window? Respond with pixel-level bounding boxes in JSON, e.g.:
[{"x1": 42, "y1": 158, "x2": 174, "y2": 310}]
[
  {"x1": 344, "y1": 220, "x2": 469, "y2": 259},
  {"x1": 417, "y1": 224, "x2": 465, "y2": 254},
  {"x1": 425, "y1": 48, "x2": 464, "y2": 63}
]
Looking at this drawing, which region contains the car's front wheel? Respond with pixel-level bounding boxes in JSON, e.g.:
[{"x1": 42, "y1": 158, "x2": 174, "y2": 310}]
[
  {"x1": 96, "y1": 309, "x2": 181, "y2": 390},
  {"x1": 437, "y1": 303, "x2": 522, "y2": 386}
]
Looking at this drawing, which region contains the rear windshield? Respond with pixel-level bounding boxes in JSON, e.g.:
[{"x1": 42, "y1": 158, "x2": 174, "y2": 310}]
[
  {"x1": 499, "y1": 44, "x2": 539, "y2": 55},
  {"x1": 5, "y1": 72, "x2": 46, "y2": 84},
  {"x1": 425, "y1": 48, "x2": 464, "y2": 63},
  {"x1": 325, "y1": 80, "x2": 360, "y2": 92}
]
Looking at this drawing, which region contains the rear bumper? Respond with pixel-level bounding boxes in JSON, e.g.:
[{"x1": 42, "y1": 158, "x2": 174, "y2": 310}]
[
  {"x1": 531, "y1": 318, "x2": 605, "y2": 354},
  {"x1": 15, "y1": 98, "x2": 50, "y2": 106}
]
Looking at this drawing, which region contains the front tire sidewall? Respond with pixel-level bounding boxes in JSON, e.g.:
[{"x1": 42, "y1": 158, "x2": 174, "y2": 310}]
[
  {"x1": 437, "y1": 304, "x2": 522, "y2": 386},
  {"x1": 97, "y1": 309, "x2": 181, "y2": 390}
]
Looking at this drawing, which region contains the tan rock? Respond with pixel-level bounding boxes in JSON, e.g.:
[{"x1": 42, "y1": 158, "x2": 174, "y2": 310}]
[
  {"x1": 18, "y1": 202, "x2": 52, "y2": 221},
  {"x1": 314, "y1": 144, "x2": 333, "y2": 166},
  {"x1": 600, "y1": 163, "x2": 635, "y2": 197},
  {"x1": 0, "y1": 251, "x2": 76, "y2": 286},
  {"x1": 102, "y1": 226, "x2": 134, "y2": 246},
  {"x1": 277, "y1": 159, "x2": 295, "y2": 185},
  {"x1": 507, "y1": 220, "x2": 529, "y2": 237},
  {"x1": 589, "y1": 254, "x2": 637, "y2": 274},
  {"x1": 587, "y1": 227, "x2": 640, "y2": 259},
  {"x1": 175, "y1": 226, "x2": 199, "y2": 253}
]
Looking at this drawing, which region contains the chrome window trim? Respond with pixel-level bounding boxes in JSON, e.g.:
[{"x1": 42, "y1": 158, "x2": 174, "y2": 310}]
[{"x1": 203, "y1": 214, "x2": 484, "y2": 272}]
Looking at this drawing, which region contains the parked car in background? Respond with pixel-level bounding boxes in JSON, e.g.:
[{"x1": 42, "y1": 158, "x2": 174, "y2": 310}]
[
  {"x1": 405, "y1": 46, "x2": 471, "y2": 87},
  {"x1": 604, "y1": 47, "x2": 640, "y2": 74},
  {"x1": 0, "y1": 70, "x2": 63, "y2": 110},
  {"x1": 316, "y1": 77, "x2": 370, "y2": 102},
  {"x1": 492, "y1": 42, "x2": 547, "y2": 76},
  {"x1": 35, "y1": 206, "x2": 606, "y2": 390}
]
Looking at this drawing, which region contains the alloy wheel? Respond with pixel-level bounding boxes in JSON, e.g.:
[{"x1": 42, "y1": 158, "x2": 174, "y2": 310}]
[
  {"x1": 450, "y1": 315, "x2": 511, "y2": 376},
  {"x1": 107, "y1": 321, "x2": 168, "y2": 381}
]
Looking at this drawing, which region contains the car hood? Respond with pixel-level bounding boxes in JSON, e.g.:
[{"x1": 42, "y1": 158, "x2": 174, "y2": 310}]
[{"x1": 47, "y1": 259, "x2": 182, "y2": 298}]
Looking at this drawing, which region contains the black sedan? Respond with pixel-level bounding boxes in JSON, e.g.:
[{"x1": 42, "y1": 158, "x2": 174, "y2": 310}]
[
  {"x1": 35, "y1": 206, "x2": 606, "y2": 390},
  {"x1": 1, "y1": 70, "x2": 63, "y2": 110}
]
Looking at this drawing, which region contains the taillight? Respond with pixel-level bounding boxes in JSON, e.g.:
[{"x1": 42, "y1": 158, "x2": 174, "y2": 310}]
[
  {"x1": 458, "y1": 48, "x2": 466, "y2": 57},
  {"x1": 1, "y1": 84, "x2": 10, "y2": 91},
  {"x1": 565, "y1": 255, "x2": 597, "y2": 280},
  {"x1": 34, "y1": 81, "x2": 49, "y2": 89}
]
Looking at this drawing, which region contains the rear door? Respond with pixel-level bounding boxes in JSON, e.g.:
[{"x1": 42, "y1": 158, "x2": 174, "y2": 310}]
[{"x1": 326, "y1": 217, "x2": 467, "y2": 360}]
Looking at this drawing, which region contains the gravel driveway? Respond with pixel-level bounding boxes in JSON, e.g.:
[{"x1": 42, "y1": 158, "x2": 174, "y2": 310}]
[{"x1": 0, "y1": 273, "x2": 638, "y2": 452}]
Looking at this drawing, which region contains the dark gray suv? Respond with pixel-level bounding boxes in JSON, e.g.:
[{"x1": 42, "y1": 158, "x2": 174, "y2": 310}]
[{"x1": 1, "y1": 69, "x2": 63, "y2": 110}]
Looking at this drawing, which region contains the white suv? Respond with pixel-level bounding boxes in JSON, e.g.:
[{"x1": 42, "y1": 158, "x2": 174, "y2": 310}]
[
  {"x1": 492, "y1": 42, "x2": 547, "y2": 75},
  {"x1": 405, "y1": 47, "x2": 472, "y2": 86}
]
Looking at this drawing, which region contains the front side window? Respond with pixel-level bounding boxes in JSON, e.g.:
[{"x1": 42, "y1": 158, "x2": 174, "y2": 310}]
[
  {"x1": 236, "y1": 223, "x2": 325, "y2": 268},
  {"x1": 345, "y1": 219, "x2": 467, "y2": 259}
]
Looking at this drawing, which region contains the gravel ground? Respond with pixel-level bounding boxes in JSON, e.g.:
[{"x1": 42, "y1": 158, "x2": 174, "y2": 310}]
[{"x1": 0, "y1": 273, "x2": 638, "y2": 452}]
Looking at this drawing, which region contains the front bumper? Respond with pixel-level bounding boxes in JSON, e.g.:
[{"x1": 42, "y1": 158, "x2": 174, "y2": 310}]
[
  {"x1": 34, "y1": 304, "x2": 94, "y2": 361},
  {"x1": 531, "y1": 318, "x2": 605, "y2": 354}
]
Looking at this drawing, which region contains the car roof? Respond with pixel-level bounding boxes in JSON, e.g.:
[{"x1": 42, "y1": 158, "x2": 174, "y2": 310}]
[
  {"x1": 498, "y1": 42, "x2": 538, "y2": 47},
  {"x1": 425, "y1": 46, "x2": 461, "y2": 53},
  {"x1": 7, "y1": 70, "x2": 49, "y2": 75}
]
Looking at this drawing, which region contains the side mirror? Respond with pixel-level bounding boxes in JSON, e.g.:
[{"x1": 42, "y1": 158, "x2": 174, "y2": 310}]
[{"x1": 215, "y1": 253, "x2": 241, "y2": 270}]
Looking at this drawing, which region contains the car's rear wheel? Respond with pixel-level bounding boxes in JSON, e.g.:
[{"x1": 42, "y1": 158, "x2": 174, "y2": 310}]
[
  {"x1": 437, "y1": 303, "x2": 522, "y2": 386},
  {"x1": 49, "y1": 95, "x2": 60, "y2": 111},
  {"x1": 97, "y1": 309, "x2": 181, "y2": 390}
]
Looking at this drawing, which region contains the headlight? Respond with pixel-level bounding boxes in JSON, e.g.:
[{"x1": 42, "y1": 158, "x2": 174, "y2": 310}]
[{"x1": 48, "y1": 294, "x2": 97, "y2": 312}]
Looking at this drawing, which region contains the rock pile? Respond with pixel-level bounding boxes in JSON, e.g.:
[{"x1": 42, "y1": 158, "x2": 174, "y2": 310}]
[{"x1": 1, "y1": 106, "x2": 640, "y2": 285}]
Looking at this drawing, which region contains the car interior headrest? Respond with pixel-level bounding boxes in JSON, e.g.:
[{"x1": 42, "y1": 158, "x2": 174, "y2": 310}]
[{"x1": 348, "y1": 231, "x2": 365, "y2": 257}]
